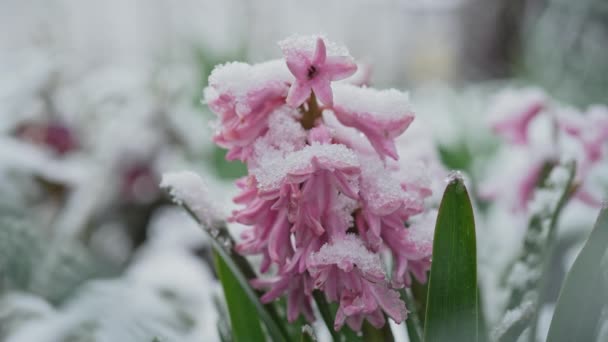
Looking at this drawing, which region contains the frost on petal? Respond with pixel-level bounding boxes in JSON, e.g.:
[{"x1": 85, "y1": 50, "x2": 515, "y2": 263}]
[
  {"x1": 205, "y1": 59, "x2": 291, "y2": 118},
  {"x1": 359, "y1": 156, "x2": 410, "y2": 216},
  {"x1": 406, "y1": 209, "x2": 437, "y2": 257},
  {"x1": 252, "y1": 143, "x2": 360, "y2": 191},
  {"x1": 332, "y1": 83, "x2": 414, "y2": 160},
  {"x1": 160, "y1": 171, "x2": 225, "y2": 227},
  {"x1": 308, "y1": 234, "x2": 385, "y2": 280},
  {"x1": 251, "y1": 106, "x2": 307, "y2": 165},
  {"x1": 204, "y1": 60, "x2": 292, "y2": 160}
]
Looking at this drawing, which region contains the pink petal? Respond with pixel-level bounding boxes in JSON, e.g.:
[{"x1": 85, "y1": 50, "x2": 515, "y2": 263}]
[
  {"x1": 312, "y1": 77, "x2": 333, "y2": 106},
  {"x1": 312, "y1": 37, "x2": 327, "y2": 65},
  {"x1": 286, "y1": 55, "x2": 310, "y2": 80},
  {"x1": 325, "y1": 55, "x2": 357, "y2": 80},
  {"x1": 369, "y1": 283, "x2": 407, "y2": 323},
  {"x1": 286, "y1": 81, "x2": 312, "y2": 107}
]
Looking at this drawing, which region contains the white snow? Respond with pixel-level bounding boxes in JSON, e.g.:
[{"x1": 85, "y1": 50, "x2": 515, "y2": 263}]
[
  {"x1": 252, "y1": 143, "x2": 359, "y2": 191},
  {"x1": 408, "y1": 209, "x2": 437, "y2": 248},
  {"x1": 160, "y1": 171, "x2": 225, "y2": 228},
  {"x1": 251, "y1": 106, "x2": 307, "y2": 163},
  {"x1": 309, "y1": 234, "x2": 385, "y2": 277},
  {"x1": 332, "y1": 83, "x2": 412, "y2": 120},
  {"x1": 278, "y1": 34, "x2": 351, "y2": 58},
  {"x1": 491, "y1": 299, "x2": 535, "y2": 341},
  {"x1": 205, "y1": 59, "x2": 291, "y2": 116},
  {"x1": 359, "y1": 156, "x2": 406, "y2": 213}
]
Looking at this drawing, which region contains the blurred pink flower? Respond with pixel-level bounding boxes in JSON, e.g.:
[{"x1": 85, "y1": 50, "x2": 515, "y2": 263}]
[
  {"x1": 492, "y1": 101, "x2": 544, "y2": 145},
  {"x1": 280, "y1": 36, "x2": 357, "y2": 107}
]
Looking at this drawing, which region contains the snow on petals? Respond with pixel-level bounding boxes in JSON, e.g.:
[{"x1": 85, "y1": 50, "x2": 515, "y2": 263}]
[
  {"x1": 308, "y1": 234, "x2": 407, "y2": 331},
  {"x1": 279, "y1": 35, "x2": 357, "y2": 107},
  {"x1": 332, "y1": 83, "x2": 414, "y2": 160},
  {"x1": 204, "y1": 60, "x2": 292, "y2": 161},
  {"x1": 203, "y1": 35, "x2": 436, "y2": 331}
]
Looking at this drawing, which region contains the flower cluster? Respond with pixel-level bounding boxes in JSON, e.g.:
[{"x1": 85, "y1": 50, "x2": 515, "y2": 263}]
[
  {"x1": 485, "y1": 87, "x2": 608, "y2": 210},
  {"x1": 204, "y1": 35, "x2": 435, "y2": 331}
]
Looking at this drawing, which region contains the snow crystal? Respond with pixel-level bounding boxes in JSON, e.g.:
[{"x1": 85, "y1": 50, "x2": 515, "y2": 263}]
[
  {"x1": 278, "y1": 34, "x2": 351, "y2": 58},
  {"x1": 252, "y1": 106, "x2": 306, "y2": 161},
  {"x1": 528, "y1": 186, "x2": 563, "y2": 215},
  {"x1": 333, "y1": 83, "x2": 411, "y2": 119},
  {"x1": 491, "y1": 300, "x2": 535, "y2": 341},
  {"x1": 506, "y1": 262, "x2": 540, "y2": 289},
  {"x1": 300, "y1": 325, "x2": 317, "y2": 341},
  {"x1": 445, "y1": 170, "x2": 464, "y2": 184},
  {"x1": 160, "y1": 171, "x2": 225, "y2": 228},
  {"x1": 309, "y1": 234, "x2": 385, "y2": 276},
  {"x1": 408, "y1": 210, "x2": 437, "y2": 247},
  {"x1": 332, "y1": 193, "x2": 359, "y2": 228},
  {"x1": 252, "y1": 143, "x2": 359, "y2": 191},
  {"x1": 359, "y1": 156, "x2": 405, "y2": 214}
]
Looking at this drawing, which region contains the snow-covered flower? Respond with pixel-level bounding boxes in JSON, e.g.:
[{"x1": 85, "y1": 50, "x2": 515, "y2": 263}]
[
  {"x1": 280, "y1": 36, "x2": 357, "y2": 107},
  {"x1": 203, "y1": 34, "x2": 436, "y2": 331}
]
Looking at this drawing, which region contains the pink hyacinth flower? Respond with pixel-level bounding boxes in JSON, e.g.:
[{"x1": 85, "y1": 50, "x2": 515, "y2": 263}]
[
  {"x1": 489, "y1": 87, "x2": 547, "y2": 145},
  {"x1": 308, "y1": 234, "x2": 407, "y2": 331},
  {"x1": 280, "y1": 36, "x2": 357, "y2": 107},
  {"x1": 492, "y1": 102, "x2": 544, "y2": 145},
  {"x1": 332, "y1": 84, "x2": 414, "y2": 160},
  {"x1": 561, "y1": 106, "x2": 608, "y2": 164}
]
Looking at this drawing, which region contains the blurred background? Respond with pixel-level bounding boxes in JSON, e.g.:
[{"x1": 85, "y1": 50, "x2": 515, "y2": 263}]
[{"x1": 0, "y1": 0, "x2": 606, "y2": 341}]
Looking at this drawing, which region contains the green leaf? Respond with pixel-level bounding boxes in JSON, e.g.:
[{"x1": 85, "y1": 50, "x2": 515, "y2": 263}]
[
  {"x1": 546, "y1": 207, "x2": 608, "y2": 342},
  {"x1": 402, "y1": 289, "x2": 423, "y2": 342},
  {"x1": 424, "y1": 177, "x2": 478, "y2": 342},
  {"x1": 213, "y1": 250, "x2": 265, "y2": 342}
]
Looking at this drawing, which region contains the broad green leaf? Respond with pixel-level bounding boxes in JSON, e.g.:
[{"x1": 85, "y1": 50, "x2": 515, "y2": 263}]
[
  {"x1": 424, "y1": 177, "x2": 478, "y2": 342},
  {"x1": 213, "y1": 250, "x2": 265, "y2": 342},
  {"x1": 546, "y1": 207, "x2": 608, "y2": 342}
]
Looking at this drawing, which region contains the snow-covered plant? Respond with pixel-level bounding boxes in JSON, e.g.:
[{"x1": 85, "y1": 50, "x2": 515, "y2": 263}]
[
  {"x1": 202, "y1": 35, "x2": 436, "y2": 332},
  {"x1": 483, "y1": 87, "x2": 608, "y2": 211}
]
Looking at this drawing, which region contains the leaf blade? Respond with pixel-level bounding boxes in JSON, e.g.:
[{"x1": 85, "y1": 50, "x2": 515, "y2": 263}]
[
  {"x1": 213, "y1": 249, "x2": 266, "y2": 342},
  {"x1": 423, "y1": 177, "x2": 478, "y2": 342},
  {"x1": 546, "y1": 207, "x2": 608, "y2": 342}
]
